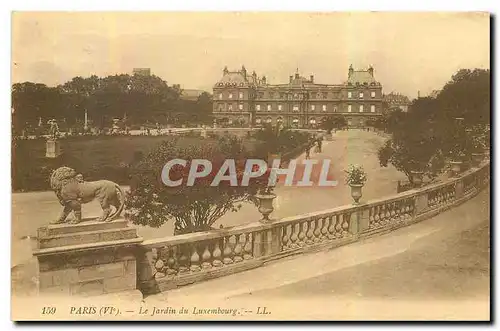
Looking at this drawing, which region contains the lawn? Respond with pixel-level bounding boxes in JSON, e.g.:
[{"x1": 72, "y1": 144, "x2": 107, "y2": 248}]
[{"x1": 12, "y1": 134, "x2": 260, "y2": 192}]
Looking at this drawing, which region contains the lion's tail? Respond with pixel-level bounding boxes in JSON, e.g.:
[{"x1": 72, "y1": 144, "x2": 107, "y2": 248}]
[{"x1": 108, "y1": 184, "x2": 126, "y2": 221}]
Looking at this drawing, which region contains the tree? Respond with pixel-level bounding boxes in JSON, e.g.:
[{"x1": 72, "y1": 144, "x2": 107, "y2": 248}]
[
  {"x1": 125, "y1": 136, "x2": 271, "y2": 234},
  {"x1": 377, "y1": 68, "x2": 490, "y2": 183},
  {"x1": 253, "y1": 125, "x2": 308, "y2": 157}
]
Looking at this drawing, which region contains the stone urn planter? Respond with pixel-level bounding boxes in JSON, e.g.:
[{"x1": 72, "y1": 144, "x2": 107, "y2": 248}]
[
  {"x1": 255, "y1": 193, "x2": 276, "y2": 222},
  {"x1": 471, "y1": 153, "x2": 484, "y2": 167},
  {"x1": 349, "y1": 184, "x2": 363, "y2": 204},
  {"x1": 410, "y1": 171, "x2": 424, "y2": 188},
  {"x1": 450, "y1": 161, "x2": 463, "y2": 177}
]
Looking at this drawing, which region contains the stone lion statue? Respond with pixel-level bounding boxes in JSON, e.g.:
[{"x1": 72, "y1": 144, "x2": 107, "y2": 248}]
[{"x1": 50, "y1": 166, "x2": 125, "y2": 224}]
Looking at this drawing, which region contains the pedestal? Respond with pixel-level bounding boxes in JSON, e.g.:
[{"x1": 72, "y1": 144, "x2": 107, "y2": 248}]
[
  {"x1": 45, "y1": 139, "x2": 61, "y2": 158},
  {"x1": 33, "y1": 219, "x2": 143, "y2": 297}
]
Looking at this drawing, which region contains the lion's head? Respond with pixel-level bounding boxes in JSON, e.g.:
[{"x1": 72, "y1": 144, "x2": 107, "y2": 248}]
[{"x1": 50, "y1": 166, "x2": 78, "y2": 191}]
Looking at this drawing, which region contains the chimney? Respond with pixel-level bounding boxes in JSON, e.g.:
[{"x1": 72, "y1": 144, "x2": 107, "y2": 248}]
[
  {"x1": 223, "y1": 66, "x2": 229, "y2": 75},
  {"x1": 241, "y1": 65, "x2": 247, "y2": 78},
  {"x1": 262, "y1": 76, "x2": 267, "y2": 84},
  {"x1": 289, "y1": 75, "x2": 293, "y2": 83},
  {"x1": 368, "y1": 65, "x2": 374, "y2": 77},
  {"x1": 310, "y1": 75, "x2": 314, "y2": 83}
]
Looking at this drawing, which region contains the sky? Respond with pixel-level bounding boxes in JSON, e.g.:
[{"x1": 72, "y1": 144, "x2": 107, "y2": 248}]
[{"x1": 11, "y1": 12, "x2": 490, "y2": 98}]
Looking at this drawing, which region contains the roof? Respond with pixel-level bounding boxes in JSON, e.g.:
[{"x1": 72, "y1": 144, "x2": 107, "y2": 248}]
[
  {"x1": 347, "y1": 70, "x2": 377, "y2": 85},
  {"x1": 384, "y1": 92, "x2": 411, "y2": 105},
  {"x1": 214, "y1": 66, "x2": 264, "y2": 87}
]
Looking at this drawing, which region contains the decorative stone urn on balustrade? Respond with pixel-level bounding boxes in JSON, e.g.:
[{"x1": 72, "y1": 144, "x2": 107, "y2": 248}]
[
  {"x1": 255, "y1": 190, "x2": 276, "y2": 223},
  {"x1": 450, "y1": 161, "x2": 463, "y2": 177},
  {"x1": 349, "y1": 183, "x2": 363, "y2": 205},
  {"x1": 410, "y1": 170, "x2": 424, "y2": 188},
  {"x1": 471, "y1": 153, "x2": 484, "y2": 167}
]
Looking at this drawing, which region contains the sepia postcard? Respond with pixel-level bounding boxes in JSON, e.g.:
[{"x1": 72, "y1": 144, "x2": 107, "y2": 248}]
[{"x1": 11, "y1": 11, "x2": 491, "y2": 321}]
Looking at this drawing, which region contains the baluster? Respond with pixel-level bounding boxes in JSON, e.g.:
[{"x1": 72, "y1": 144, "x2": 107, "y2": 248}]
[
  {"x1": 379, "y1": 205, "x2": 385, "y2": 226},
  {"x1": 212, "y1": 240, "x2": 223, "y2": 267},
  {"x1": 297, "y1": 222, "x2": 306, "y2": 246},
  {"x1": 290, "y1": 223, "x2": 299, "y2": 248},
  {"x1": 243, "y1": 233, "x2": 253, "y2": 259},
  {"x1": 327, "y1": 216, "x2": 336, "y2": 239},
  {"x1": 305, "y1": 220, "x2": 314, "y2": 244},
  {"x1": 166, "y1": 247, "x2": 178, "y2": 275},
  {"x1": 342, "y1": 214, "x2": 349, "y2": 236},
  {"x1": 390, "y1": 202, "x2": 396, "y2": 223},
  {"x1": 233, "y1": 234, "x2": 243, "y2": 262},
  {"x1": 321, "y1": 217, "x2": 329, "y2": 241},
  {"x1": 223, "y1": 236, "x2": 234, "y2": 265},
  {"x1": 154, "y1": 248, "x2": 166, "y2": 279},
  {"x1": 282, "y1": 225, "x2": 290, "y2": 250},
  {"x1": 201, "y1": 243, "x2": 212, "y2": 269},
  {"x1": 178, "y1": 244, "x2": 189, "y2": 273},
  {"x1": 369, "y1": 207, "x2": 375, "y2": 228},
  {"x1": 374, "y1": 205, "x2": 380, "y2": 227},
  {"x1": 335, "y1": 215, "x2": 343, "y2": 238},
  {"x1": 313, "y1": 219, "x2": 321, "y2": 242},
  {"x1": 190, "y1": 244, "x2": 201, "y2": 272}
]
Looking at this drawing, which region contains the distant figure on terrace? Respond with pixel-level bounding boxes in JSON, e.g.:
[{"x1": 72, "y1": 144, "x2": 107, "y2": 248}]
[{"x1": 317, "y1": 137, "x2": 323, "y2": 153}]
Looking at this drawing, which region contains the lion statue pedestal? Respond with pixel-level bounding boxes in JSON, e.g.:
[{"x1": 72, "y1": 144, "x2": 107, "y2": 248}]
[{"x1": 33, "y1": 218, "x2": 143, "y2": 297}]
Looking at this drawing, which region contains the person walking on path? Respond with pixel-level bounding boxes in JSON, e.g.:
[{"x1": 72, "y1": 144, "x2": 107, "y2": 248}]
[
  {"x1": 317, "y1": 137, "x2": 323, "y2": 153},
  {"x1": 305, "y1": 144, "x2": 311, "y2": 160}
]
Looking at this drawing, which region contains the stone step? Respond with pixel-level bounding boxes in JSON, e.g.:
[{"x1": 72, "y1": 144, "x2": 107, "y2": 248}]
[
  {"x1": 38, "y1": 219, "x2": 129, "y2": 238},
  {"x1": 38, "y1": 227, "x2": 138, "y2": 249}
]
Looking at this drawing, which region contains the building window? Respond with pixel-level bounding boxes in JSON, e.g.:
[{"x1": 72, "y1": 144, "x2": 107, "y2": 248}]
[
  {"x1": 316, "y1": 93, "x2": 321, "y2": 99},
  {"x1": 218, "y1": 104, "x2": 224, "y2": 111},
  {"x1": 256, "y1": 104, "x2": 261, "y2": 111},
  {"x1": 239, "y1": 104, "x2": 243, "y2": 110},
  {"x1": 294, "y1": 93, "x2": 298, "y2": 99},
  {"x1": 239, "y1": 92, "x2": 244, "y2": 99},
  {"x1": 280, "y1": 93, "x2": 285, "y2": 99},
  {"x1": 228, "y1": 93, "x2": 233, "y2": 99},
  {"x1": 269, "y1": 92, "x2": 274, "y2": 99},
  {"x1": 359, "y1": 105, "x2": 364, "y2": 112},
  {"x1": 333, "y1": 106, "x2": 337, "y2": 112},
  {"x1": 267, "y1": 104, "x2": 272, "y2": 111},
  {"x1": 228, "y1": 104, "x2": 233, "y2": 111},
  {"x1": 371, "y1": 105, "x2": 376, "y2": 113},
  {"x1": 322, "y1": 105, "x2": 327, "y2": 112},
  {"x1": 293, "y1": 105, "x2": 299, "y2": 112},
  {"x1": 348, "y1": 104, "x2": 352, "y2": 112},
  {"x1": 322, "y1": 92, "x2": 328, "y2": 99},
  {"x1": 310, "y1": 92, "x2": 315, "y2": 99},
  {"x1": 219, "y1": 93, "x2": 223, "y2": 100},
  {"x1": 258, "y1": 92, "x2": 264, "y2": 98},
  {"x1": 266, "y1": 117, "x2": 272, "y2": 124},
  {"x1": 348, "y1": 91, "x2": 352, "y2": 99},
  {"x1": 311, "y1": 105, "x2": 315, "y2": 111},
  {"x1": 371, "y1": 91, "x2": 376, "y2": 98},
  {"x1": 255, "y1": 118, "x2": 262, "y2": 124},
  {"x1": 359, "y1": 92, "x2": 364, "y2": 99},
  {"x1": 278, "y1": 104, "x2": 282, "y2": 111}
]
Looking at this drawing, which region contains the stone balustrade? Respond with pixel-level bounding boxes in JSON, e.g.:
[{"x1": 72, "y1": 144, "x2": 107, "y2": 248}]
[{"x1": 137, "y1": 161, "x2": 490, "y2": 295}]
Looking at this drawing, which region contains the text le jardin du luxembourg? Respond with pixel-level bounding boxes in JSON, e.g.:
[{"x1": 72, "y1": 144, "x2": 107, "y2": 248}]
[{"x1": 161, "y1": 158, "x2": 339, "y2": 187}]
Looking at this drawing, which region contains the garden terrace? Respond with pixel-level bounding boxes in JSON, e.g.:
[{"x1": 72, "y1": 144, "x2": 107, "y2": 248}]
[{"x1": 137, "y1": 161, "x2": 490, "y2": 295}]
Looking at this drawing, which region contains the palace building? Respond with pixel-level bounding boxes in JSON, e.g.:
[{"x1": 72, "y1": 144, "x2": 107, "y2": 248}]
[{"x1": 212, "y1": 65, "x2": 383, "y2": 128}]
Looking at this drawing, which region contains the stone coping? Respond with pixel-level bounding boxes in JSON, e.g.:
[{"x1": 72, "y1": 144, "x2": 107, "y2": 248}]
[
  {"x1": 33, "y1": 237, "x2": 144, "y2": 257},
  {"x1": 142, "y1": 161, "x2": 489, "y2": 249}
]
